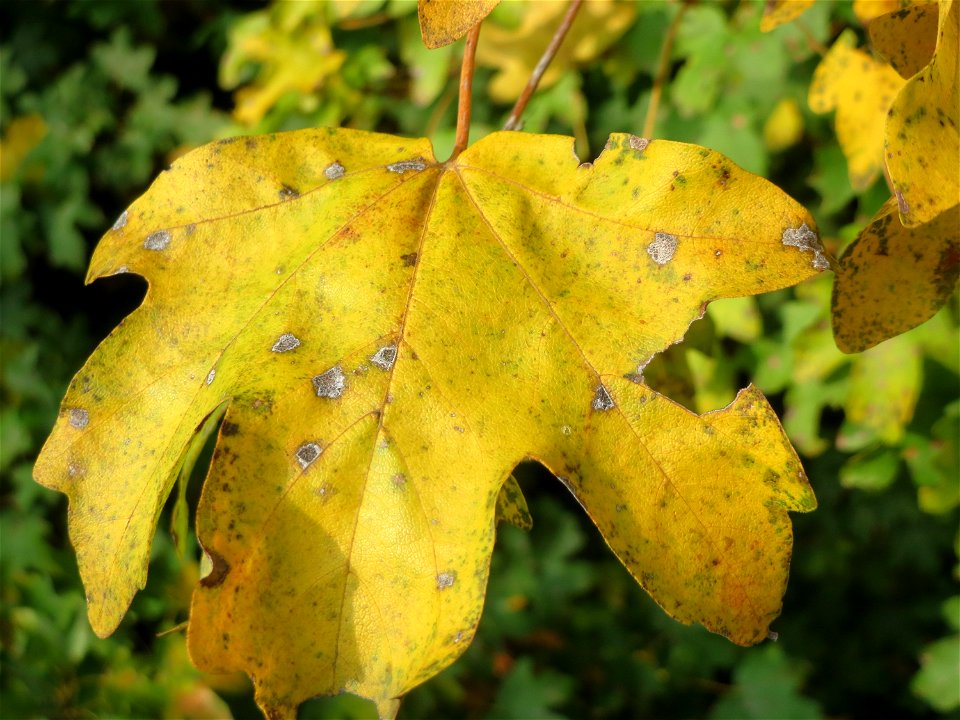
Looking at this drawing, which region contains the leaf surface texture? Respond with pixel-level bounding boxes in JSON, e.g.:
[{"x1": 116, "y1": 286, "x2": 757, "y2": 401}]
[{"x1": 35, "y1": 128, "x2": 821, "y2": 716}]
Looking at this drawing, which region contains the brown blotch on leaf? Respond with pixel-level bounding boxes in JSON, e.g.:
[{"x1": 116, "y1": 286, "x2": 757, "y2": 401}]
[
  {"x1": 401, "y1": 252, "x2": 418, "y2": 267},
  {"x1": 200, "y1": 548, "x2": 230, "y2": 588}
]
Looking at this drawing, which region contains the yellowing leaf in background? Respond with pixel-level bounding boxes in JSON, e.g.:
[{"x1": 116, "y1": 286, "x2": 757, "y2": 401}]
[
  {"x1": 477, "y1": 0, "x2": 635, "y2": 103},
  {"x1": 843, "y1": 332, "x2": 922, "y2": 445},
  {"x1": 35, "y1": 128, "x2": 824, "y2": 717},
  {"x1": 808, "y1": 30, "x2": 905, "y2": 191},
  {"x1": 0, "y1": 113, "x2": 47, "y2": 181},
  {"x1": 418, "y1": 0, "x2": 501, "y2": 49},
  {"x1": 764, "y1": 97, "x2": 805, "y2": 152},
  {"x1": 759, "y1": 0, "x2": 815, "y2": 32},
  {"x1": 870, "y1": 2, "x2": 940, "y2": 78},
  {"x1": 885, "y1": 0, "x2": 959, "y2": 226},
  {"x1": 219, "y1": 6, "x2": 346, "y2": 126},
  {"x1": 832, "y1": 197, "x2": 959, "y2": 352}
]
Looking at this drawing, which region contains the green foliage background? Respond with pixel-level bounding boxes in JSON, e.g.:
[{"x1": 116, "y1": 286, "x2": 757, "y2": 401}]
[{"x1": 1, "y1": 1, "x2": 957, "y2": 718}]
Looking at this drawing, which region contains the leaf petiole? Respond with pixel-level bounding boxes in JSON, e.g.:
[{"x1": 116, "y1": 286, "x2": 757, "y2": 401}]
[{"x1": 450, "y1": 22, "x2": 482, "y2": 160}]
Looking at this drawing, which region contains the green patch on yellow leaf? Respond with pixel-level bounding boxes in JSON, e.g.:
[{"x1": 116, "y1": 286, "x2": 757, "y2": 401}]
[
  {"x1": 34, "y1": 128, "x2": 822, "y2": 717},
  {"x1": 885, "y1": 0, "x2": 960, "y2": 226},
  {"x1": 808, "y1": 30, "x2": 905, "y2": 191},
  {"x1": 759, "y1": 0, "x2": 815, "y2": 32},
  {"x1": 476, "y1": 0, "x2": 635, "y2": 103},
  {"x1": 418, "y1": 0, "x2": 500, "y2": 49},
  {"x1": 843, "y1": 332, "x2": 922, "y2": 445},
  {"x1": 869, "y1": 3, "x2": 940, "y2": 78},
  {"x1": 832, "y1": 197, "x2": 960, "y2": 352}
]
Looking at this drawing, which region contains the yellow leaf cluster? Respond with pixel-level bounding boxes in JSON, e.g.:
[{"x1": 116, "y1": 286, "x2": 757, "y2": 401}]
[
  {"x1": 35, "y1": 128, "x2": 822, "y2": 717},
  {"x1": 476, "y1": 0, "x2": 635, "y2": 103},
  {"x1": 884, "y1": 0, "x2": 959, "y2": 226},
  {"x1": 808, "y1": 31, "x2": 905, "y2": 191},
  {"x1": 824, "y1": 0, "x2": 959, "y2": 350},
  {"x1": 220, "y1": 5, "x2": 346, "y2": 127}
]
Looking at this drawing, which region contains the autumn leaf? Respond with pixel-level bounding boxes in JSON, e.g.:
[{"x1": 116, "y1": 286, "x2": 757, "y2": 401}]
[
  {"x1": 0, "y1": 113, "x2": 47, "y2": 181},
  {"x1": 869, "y1": 3, "x2": 940, "y2": 78},
  {"x1": 884, "y1": 0, "x2": 959, "y2": 227},
  {"x1": 219, "y1": 5, "x2": 345, "y2": 126},
  {"x1": 808, "y1": 30, "x2": 905, "y2": 191},
  {"x1": 35, "y1": 128, "x2": 823, "y2": 718},
  {"x1": 832, "y1": 197, "x2": 959, "y2": 352},
  {"x1": 759, "y1": 0, "x2": 815, "y2": 32},
  {"x1": 418, "y1": 0, "x2": 500, "y2": 49},
  {"x1": 853, "y1": 0, "x2": 933, "y2": 25},
  {"x1": 476, "y1": 0, "x2": 635, "y2": 103}
]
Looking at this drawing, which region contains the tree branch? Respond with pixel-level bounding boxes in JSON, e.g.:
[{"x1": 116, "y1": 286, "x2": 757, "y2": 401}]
[{"x1": 503, "y1": 0, "x2": 584, "y2": 131}]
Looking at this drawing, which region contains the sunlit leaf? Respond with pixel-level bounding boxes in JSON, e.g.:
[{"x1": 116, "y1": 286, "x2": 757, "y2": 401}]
[
  {"x1": 884, "y1": 0, "x2": 960, "y2": 226},
  {"x1": 476, "y1": 0, "x2": 634, "y2": 103},
  {"x1": 808, "y1": 30, "x2": 905, "y2": 191},
  {"x1": 34, "y1": 128, "x2": 823, "y2": 717}
]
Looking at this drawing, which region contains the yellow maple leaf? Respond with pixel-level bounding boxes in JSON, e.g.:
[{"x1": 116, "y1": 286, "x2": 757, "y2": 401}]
[
  {"x1": 759, "y1": 0, "x2": 815, "y2": 32},
  {"x1": 808, "y1": 30, "x2": 905, "y2": 191},
  {"x1": 34, "y1": 128, "x2": 823, "y2": 717},
  {"x1": 832, "y1": 197, "x2": 959, "y2": 352},
  {"x1": 418, "y1": 0, "x2": 501, "y2": 49},
  {"x1": 884, "y1": 0, "x2": 959, "y2": 226},
  {"x1": 476, "y1": 0, "x2": 635, "y2": 103}
]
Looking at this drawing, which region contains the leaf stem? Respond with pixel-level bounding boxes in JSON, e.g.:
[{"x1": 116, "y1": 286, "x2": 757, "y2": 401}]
[
  {"x1": 450, "y1": 22, "x2": 482, "y2": 160},
  {"x1": 642, "y1": 1, "x2": 689, "y2": 140},
  {"x1": 504, "y1": 0, "x2": 584, "y2": 131}
]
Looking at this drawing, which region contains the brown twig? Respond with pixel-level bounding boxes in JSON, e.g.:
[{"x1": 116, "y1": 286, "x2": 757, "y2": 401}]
[
  {"x1": 642, "y1": 1, "x2": 689, "y2": 140},
  {"x1": 450, "y1": 22, "x2": 482, "y2": 160},
  {"x1": 503, "y1": 0, "x2": 584, "y2": 131}
]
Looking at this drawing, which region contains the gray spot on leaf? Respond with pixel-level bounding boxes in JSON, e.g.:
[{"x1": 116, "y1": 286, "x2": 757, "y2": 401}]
[
  {"x1": 370, "y1": 345, "x2": 397, "y2": 371},
  {"x1": 629, "y1": 135, "x2": 650, "y2": 152},
  {"x1": 436, "y1": 572, "x2": 456, "y2": 590},
  {"x1": 647, "y1": 232, "x2": 678, "y2": 265},
  {"x1": 69, "y1": 408, "x2": 89, "y2": 429},
  {"x1": 387, "y1": 159, "x2": 427, "y2": 174},
  {"x1": 206, "y1": 369, "x2": 216, "y2": 385},
  {"x1": 272, "y1": 333, "x2": 301, "y2": 353},
  {"x1": 592, "y1": 384, "x2": 615, "y2": 411},
  {"x1": 781, "y1": 223, "x2": 830, "y2": 270},
  {"x1": 144, "y1": 230, "x2": 171, "y2": 251},
  {"x1": 296, "y1": 442, "x2": 322, "y2": 469},
  {"x1": 313, "y1": 366, "x2": 346, "y2": 398},
  {"x1": 112, "y1": 210, "x2": 128, "y2": 231},
  {"x1": 324, "y1": 161, "x2": 345, "y2": 180}
]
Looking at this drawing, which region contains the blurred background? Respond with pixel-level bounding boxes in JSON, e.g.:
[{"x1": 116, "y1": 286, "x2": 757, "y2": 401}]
[{"x1": 1, "y1": 1, "x2": 957, "y2": 718}]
